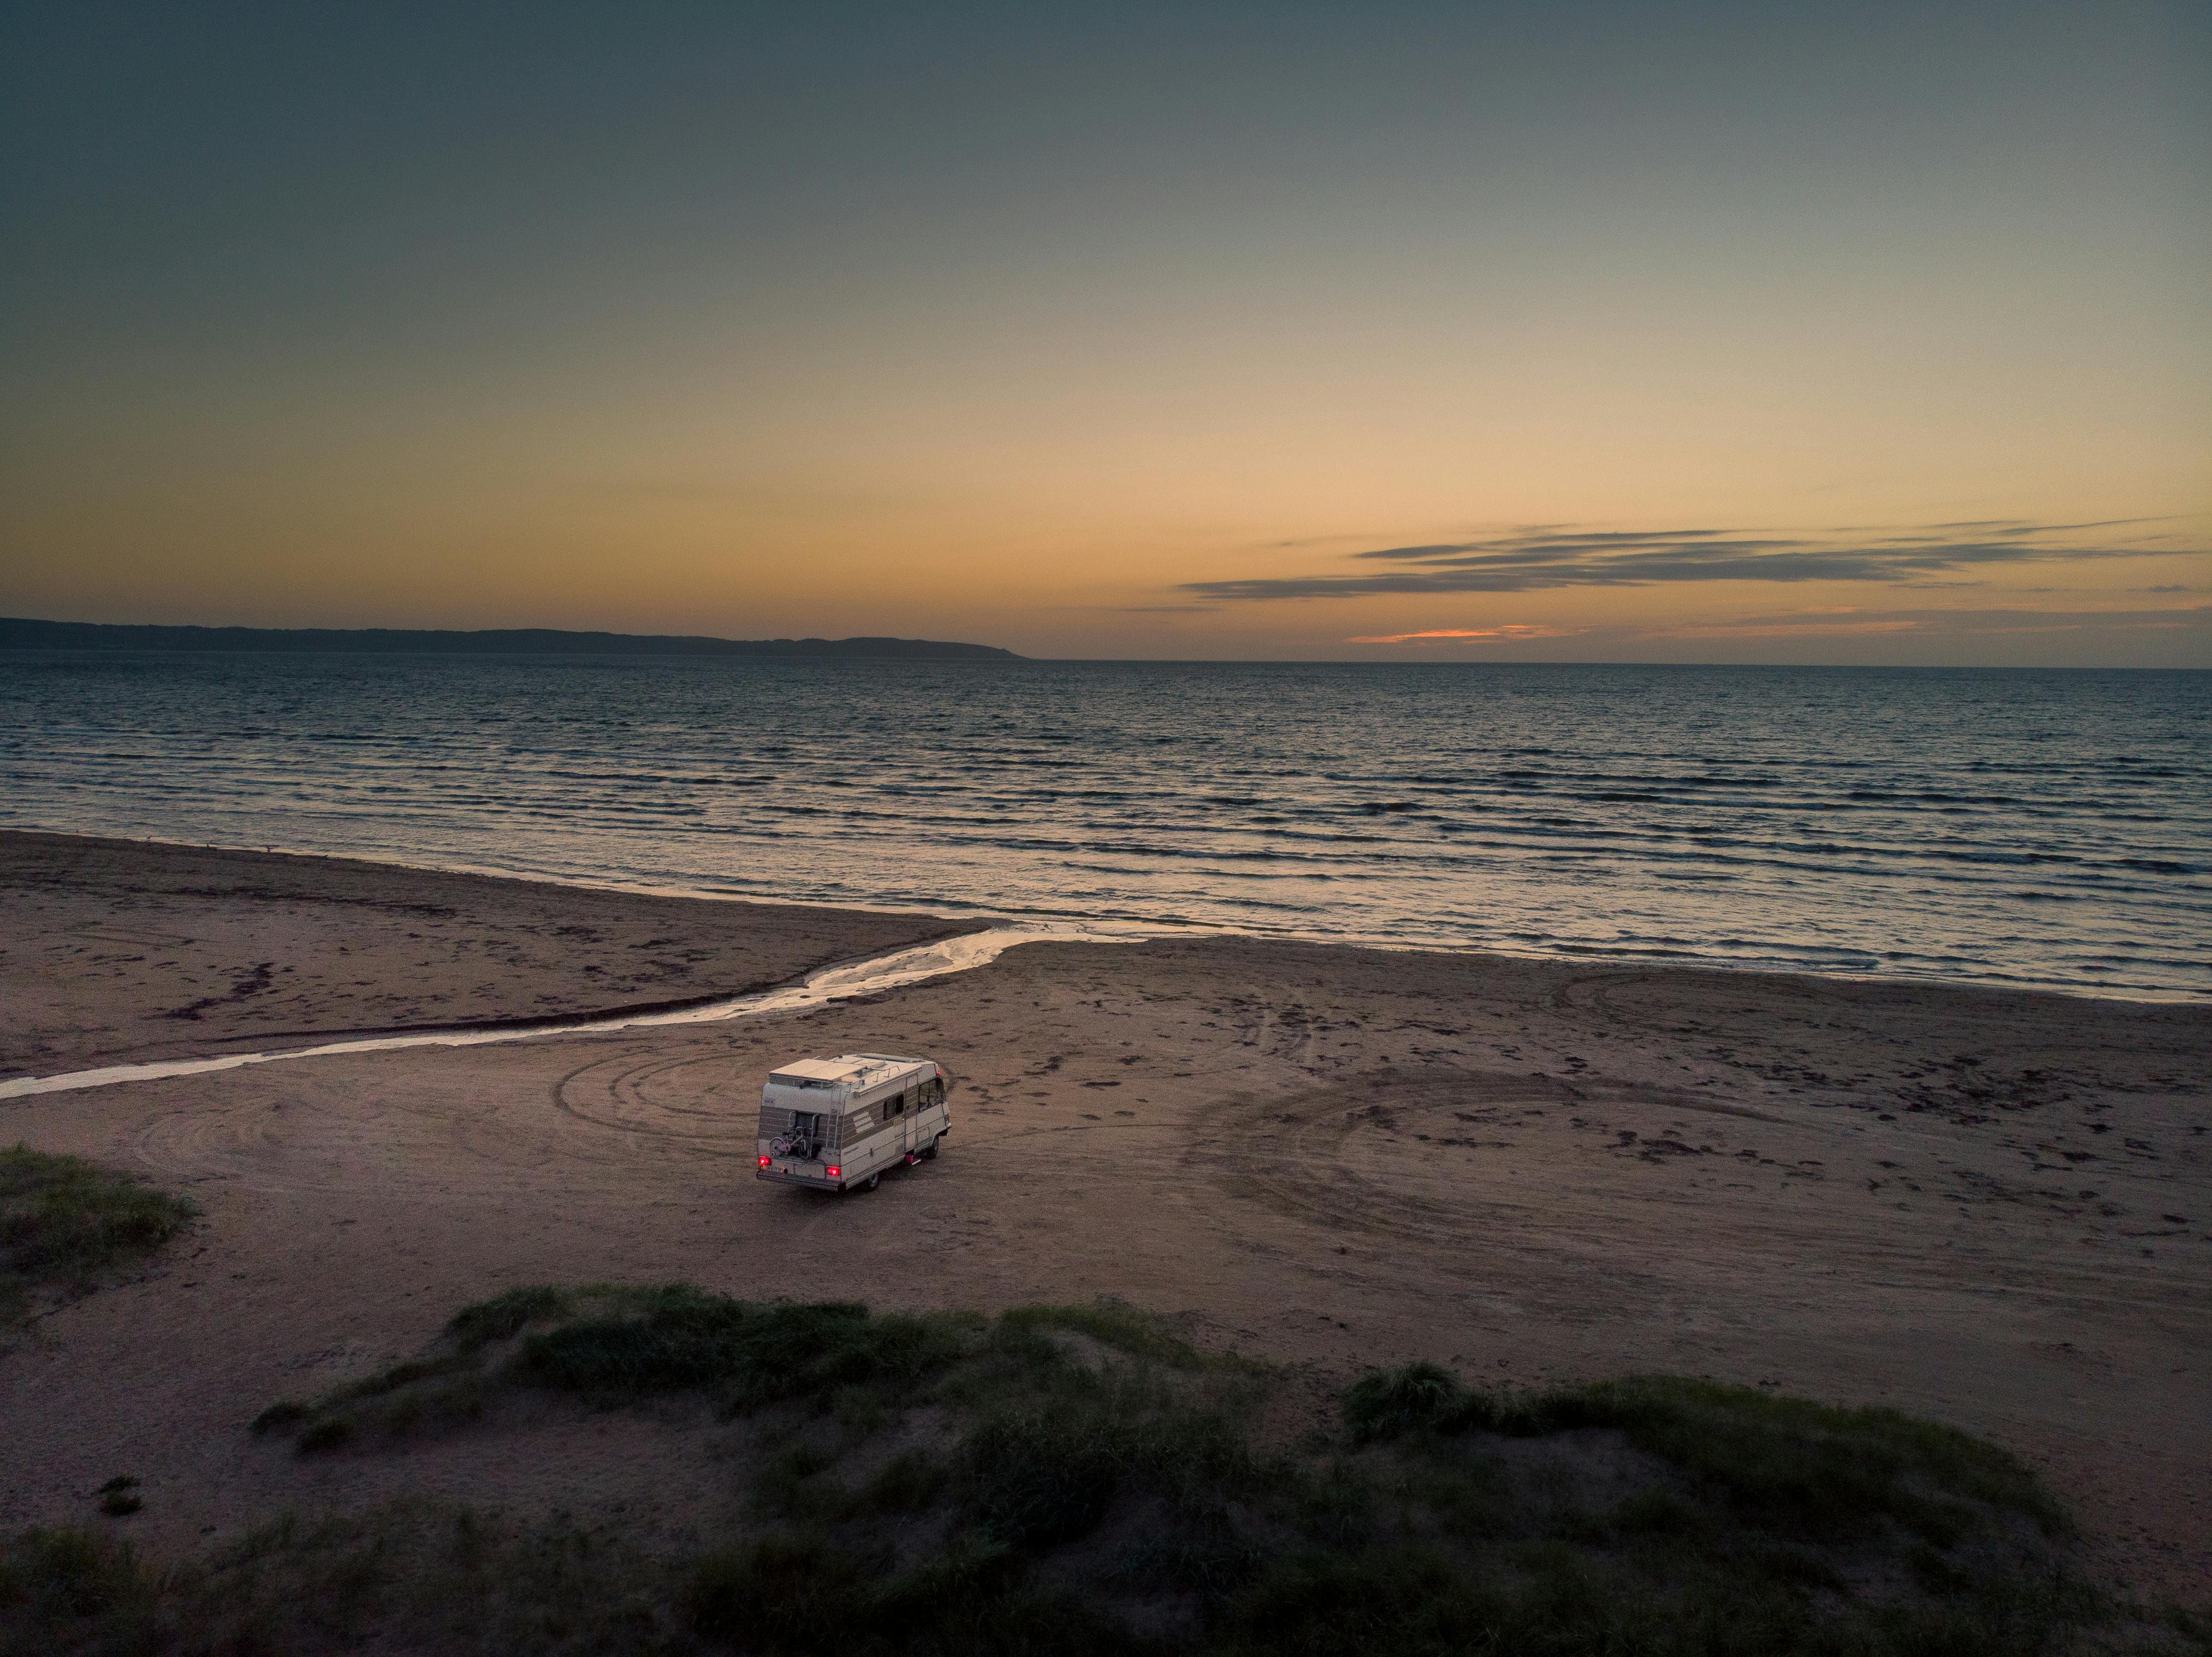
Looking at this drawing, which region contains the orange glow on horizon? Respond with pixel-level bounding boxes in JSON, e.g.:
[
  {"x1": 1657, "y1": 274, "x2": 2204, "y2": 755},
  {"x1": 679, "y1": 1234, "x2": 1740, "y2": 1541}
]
[{"x1": 3, "y1": 6, "x2": 2204, "y2": 665}]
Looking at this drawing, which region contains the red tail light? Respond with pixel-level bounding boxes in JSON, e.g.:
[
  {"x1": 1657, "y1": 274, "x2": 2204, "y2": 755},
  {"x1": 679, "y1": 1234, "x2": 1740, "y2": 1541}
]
[
  {"x1": 826, "y1": 1166, "x2": 840, "y2": 1179},
  {"x1": 758, "y1": 1155, "x2": 770, "y2": 1168}
]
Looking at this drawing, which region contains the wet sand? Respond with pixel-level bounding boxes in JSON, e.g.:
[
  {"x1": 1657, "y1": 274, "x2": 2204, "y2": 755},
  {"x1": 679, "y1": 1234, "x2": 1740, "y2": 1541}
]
[
  {"x1": 3, "y1": 834, "x2": 2207, "y2": 1601},
  {"x1": 0, "y1": 831, "x2": 982, "y2": 1076}
]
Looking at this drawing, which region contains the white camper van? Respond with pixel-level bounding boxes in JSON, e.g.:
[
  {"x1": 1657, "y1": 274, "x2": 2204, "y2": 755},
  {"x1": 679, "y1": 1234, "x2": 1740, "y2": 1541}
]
[{"x1": 756, "y1": 1053, "x2": 951, "y2": 1193}]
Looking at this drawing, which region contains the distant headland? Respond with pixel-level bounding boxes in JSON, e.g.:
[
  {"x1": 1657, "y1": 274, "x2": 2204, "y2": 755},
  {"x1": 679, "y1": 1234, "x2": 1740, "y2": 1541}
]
[{"x1": 0, "y1": 618, "x2": 1024, "y2": 662}]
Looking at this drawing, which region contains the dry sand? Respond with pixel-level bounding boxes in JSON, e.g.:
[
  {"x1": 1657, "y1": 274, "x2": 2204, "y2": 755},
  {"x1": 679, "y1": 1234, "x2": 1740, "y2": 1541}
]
[{"x1": 3, "y1": 833, "x2": 2207, "y2": 1602}]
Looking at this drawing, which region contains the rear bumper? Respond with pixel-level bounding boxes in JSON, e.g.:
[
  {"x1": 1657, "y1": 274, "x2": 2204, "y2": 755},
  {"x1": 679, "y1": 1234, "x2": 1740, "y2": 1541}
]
[
  {"x1": 757, "y1": 1125, "x2": 946, "y2": 1191},
  {"x1": 756, "y1": 1167, "x2": 842, "y2": 1191}
]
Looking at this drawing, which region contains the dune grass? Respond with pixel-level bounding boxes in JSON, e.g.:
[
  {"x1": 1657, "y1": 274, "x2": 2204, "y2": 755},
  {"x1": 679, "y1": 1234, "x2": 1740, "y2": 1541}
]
[
  {"x1": 0, "y1": 1503, "x2": 677, "y2": 1656},
  {"x1": 0, "y1": 1144, "x2": 197, "y2": 1329},
  {"x1": 17, "y1": 1286, "x2": 2198, "y2": 1655},
  {"x1": 1342, "y1": 1359, "x2": 2071, "y2": 1546}
]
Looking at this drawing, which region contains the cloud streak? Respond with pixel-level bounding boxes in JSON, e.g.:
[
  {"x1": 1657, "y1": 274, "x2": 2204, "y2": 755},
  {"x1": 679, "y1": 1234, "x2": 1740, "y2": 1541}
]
[
  {"x1": 1342, "y1": 604, "x2": 2209, "y2": 647},
  {"x1": 1346, "y1": 625, "x2": 1578, "y2": 644},
  {"x1": 1184, "y1": 520, "x2": 2201, "y2": 602},
  {"x1": 1654, "y1": 603, "x2": 2211, "y2": 641}
]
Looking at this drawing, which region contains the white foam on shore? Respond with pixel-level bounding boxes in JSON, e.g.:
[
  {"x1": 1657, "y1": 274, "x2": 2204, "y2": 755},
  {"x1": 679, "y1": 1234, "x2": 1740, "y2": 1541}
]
[{"x1": 0, "y1": 923, "x2": 1139, "y2": 1103}]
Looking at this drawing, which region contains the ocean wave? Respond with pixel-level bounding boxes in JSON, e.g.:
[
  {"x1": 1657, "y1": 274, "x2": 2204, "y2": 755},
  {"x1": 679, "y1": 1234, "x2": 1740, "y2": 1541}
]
[{"x1": 5, "y1": 656, "x2": 2204, "y2": 999}]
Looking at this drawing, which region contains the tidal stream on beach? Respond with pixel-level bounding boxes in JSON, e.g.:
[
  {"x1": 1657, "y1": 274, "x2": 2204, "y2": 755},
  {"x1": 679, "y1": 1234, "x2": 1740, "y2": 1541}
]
[
  {"x1": 4, "y1": 651, "x2": 2205, "y2": 997},
  {"x1": 0, "y1": 922, "x2": 1126, "y2": 1100}
]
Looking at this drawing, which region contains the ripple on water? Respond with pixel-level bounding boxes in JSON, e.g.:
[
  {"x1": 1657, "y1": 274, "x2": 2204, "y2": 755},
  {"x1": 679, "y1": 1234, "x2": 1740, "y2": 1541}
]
[{"x1": 2, "y1": 656, "x2": 2206, "y2": 999}]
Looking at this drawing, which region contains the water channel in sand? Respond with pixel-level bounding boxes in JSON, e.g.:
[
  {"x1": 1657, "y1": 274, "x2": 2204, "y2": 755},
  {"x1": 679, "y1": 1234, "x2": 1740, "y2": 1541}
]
[{"x1": 0, "y1": 922, "x2": 1143, "y2": 1102}]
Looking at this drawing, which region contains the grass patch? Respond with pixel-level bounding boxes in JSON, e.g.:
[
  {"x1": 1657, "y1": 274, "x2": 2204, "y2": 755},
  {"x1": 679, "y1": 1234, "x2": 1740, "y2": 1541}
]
[
  {"x1": 1, "y1": 1145, "x2": 196, "y2": 1329},
  {"x1": 513, "y1": 1285, "x2": 981, "y2": 1406},
  {"x1": 687, "y1": 1531, "x2": 1134, "y2": 1657},
  {"x1": 3, "y1": 1502, "x2": 677, "y2": 1654},
  {"x1": 0, "y1": 1526, "x2": 160, "y2": 1640},
  {"x1": 295, "y1": 1418, "x2": 355, "y2": 1456},
  {"x1": 1343, "y1": 1362, "x2": 2069, "y2": 1546},
  {"x1": 962, "y1": 1405, "x2": 1127, "y2": 1548},
  {"x1": 96, "y1": 1478, "x2": 142, "y2": 1518},
  {"x1": 857, "y1": 1448, "x2": 948, "y2": 1516},
  {"x1": 996, "y1": 1299, "x2": 1211, "y2": 1369},
  {"x1": 249, "y1": 1401, "x2": 309, "y2": 1436},
  {"x1": 444, "y1": 1284, "x2": 572, "y2": 1350},
  {"x1": 205, "y1": 1288, "x2": 2195, "y2": 1655}
]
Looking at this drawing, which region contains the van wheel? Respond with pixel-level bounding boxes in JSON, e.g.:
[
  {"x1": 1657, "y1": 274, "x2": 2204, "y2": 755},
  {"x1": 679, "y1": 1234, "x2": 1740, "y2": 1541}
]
[
  {"x1": 923, "y1": 1135, "x2": 942, "y2": 1160},
  {"x1": 866, "y1": 1173, "x2": 881, "y2": 1191}
]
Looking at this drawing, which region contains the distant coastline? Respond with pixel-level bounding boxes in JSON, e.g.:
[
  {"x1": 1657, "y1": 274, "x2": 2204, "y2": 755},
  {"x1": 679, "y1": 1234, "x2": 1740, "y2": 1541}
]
[{"x1": 0, "y1": 617, "x2": 1023, "y2": 662}]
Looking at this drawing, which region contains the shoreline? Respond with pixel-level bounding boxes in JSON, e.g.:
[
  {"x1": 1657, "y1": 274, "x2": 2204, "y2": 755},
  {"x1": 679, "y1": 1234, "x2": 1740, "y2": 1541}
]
[
  {"x1": 4, "y1": 825, "x2": 2196, "y2": 1010},
  {"x1": 0, "y1": 830, "x2": 989, "y2": 1078},
  {"x1": 0, "y1": 925, "x2": 1078, "y2": 1103},
  {"x1": 0, "y1": 823, "x2": 985, "y2": 927}
]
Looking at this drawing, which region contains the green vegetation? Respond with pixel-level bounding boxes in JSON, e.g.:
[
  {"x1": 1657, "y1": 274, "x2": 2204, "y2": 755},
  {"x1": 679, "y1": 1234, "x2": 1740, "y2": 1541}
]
[
  {"x1": 0, "y1": 1526, "x2": 162, "y2": 1647},
  {"x1": 1342, "y1": 1359, "x2": 2070, "y2": 1544},
  {"x1": 1, "y1": 1144, "x2": 197, "y2": 1330},
  {"x1": 96, "y1": 1478, "x2": 142, "y2": 1519},
  {"x1": 0, "y1": 1504, "x2": 677, "y2": 1655},
  {"x1": 10, "y1": 1286, "x2": 2199, "y2": 1655},
  {"x1": 513, "y1": 1286, "x2": 975, "y2": 1404}
]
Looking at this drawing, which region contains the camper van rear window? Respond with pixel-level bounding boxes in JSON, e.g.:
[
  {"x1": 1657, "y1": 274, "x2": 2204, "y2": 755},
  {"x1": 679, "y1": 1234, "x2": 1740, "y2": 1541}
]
[{"x1": 768, "y1": 1075, "x2": 837, "y2": 1090}]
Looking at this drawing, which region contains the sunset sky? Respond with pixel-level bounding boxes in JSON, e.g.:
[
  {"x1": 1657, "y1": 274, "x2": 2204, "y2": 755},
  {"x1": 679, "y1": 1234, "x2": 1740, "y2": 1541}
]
[{"x1": 4, "y1": 3, "x2": 2207, "y2": 663}]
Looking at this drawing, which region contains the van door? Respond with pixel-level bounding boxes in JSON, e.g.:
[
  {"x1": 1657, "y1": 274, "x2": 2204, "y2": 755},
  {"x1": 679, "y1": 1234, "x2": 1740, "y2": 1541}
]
[{"x1": 921, "y1": 1075, "x2": 944, "y2": 1147}]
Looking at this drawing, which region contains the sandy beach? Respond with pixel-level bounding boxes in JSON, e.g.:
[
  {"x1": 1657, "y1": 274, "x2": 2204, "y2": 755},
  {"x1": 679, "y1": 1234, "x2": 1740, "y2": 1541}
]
[
  {"x1": 0, "y1": 831, "x2": 984, "y2": 1074},
  {"x1": 3, "y1": 832, "x2": 2206, "y2": 1601}
]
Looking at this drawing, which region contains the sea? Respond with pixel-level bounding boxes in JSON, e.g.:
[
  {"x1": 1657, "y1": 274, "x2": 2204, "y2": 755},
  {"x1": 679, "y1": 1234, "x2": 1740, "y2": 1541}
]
[{"x1": 3, "y1": 651, "x2": 2207, "y2": 1001}]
